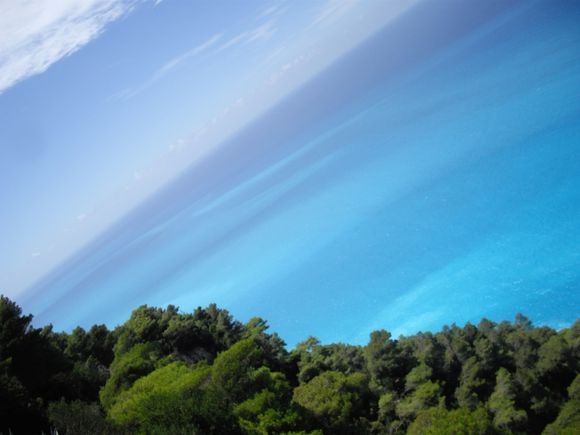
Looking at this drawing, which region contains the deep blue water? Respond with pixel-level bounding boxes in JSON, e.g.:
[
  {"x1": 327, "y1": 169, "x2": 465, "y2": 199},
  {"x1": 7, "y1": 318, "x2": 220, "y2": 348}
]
[{"x1": 22, "y1": 0, "x2": 580, "y2": 346}]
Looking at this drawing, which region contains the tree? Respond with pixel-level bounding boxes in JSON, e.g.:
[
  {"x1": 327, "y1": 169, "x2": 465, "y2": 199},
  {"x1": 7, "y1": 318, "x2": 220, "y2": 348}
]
[
  {"x1": 543, "y1": 375, "x2": 580, "y2": 435},
  {"x1": 487, "y1": 368, "x2": 527, "y2": 431},
  {"x1": 537, "y1": 333, "x2": 574, "y2": 391},
  {"x1": 294, "y1": 339, "x2": 366, "y2": 384},
  {"x1": 0, "y1": 296, "x2": 71, "y2": 432},
  {"x1": 48, "y1": 400, "x2": 110, "y2": 435},
  {"x1": 193, "y1": 303, "x2": 244, "y2": 353},
  {"x1": 99, "y1": 342, "x2": 160, "y2": 410},
  {"x1": 0, "y1": 294, "x2": 578, "y2": 434},
  {"x1": 293, "y1": 371, "x2": 370, "y2": 433},
  {"x1": 364, "y1": 329, "x2": 402, "y2": 393},
  {"x1": 404, "y1": 362, "x2": 433, "y2": 392},
  {"x1": 408, "y1": 407, "x2": 496, "y2": 435},
  {"x1": 0, "y1": 295, "x2": 32, "y2": 355},
  {"x1": 371, "y1": 391, "x2": 401, "y2": 433},
  {"x1": 107, "y1": 361, "x2": 235, "y2": 434},
  {"x1": 211, "y1": 336, "x2": 264, "y2": 403},
  {"x1": 455, "y1": 357, "x2": 486, "y2": 409},
  {"x1": 163, "y1": 314, "x2": 212, "y2": 356},
  {"x1": 244, "y1": 317, "x2": 290, "y2": 376},
  {"x1": 234, "y1": 368, "x2": 300, "y2": 434},
  {"x1": 65, "y1": 324, "x2": 114, "y2": 367},
  {"x1": 396, "y1": 381, "x2": 443, "y2": 421}
]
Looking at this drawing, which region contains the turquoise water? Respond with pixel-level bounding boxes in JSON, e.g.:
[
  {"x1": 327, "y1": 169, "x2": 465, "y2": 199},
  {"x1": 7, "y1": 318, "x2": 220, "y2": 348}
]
[{"x1": 22, "y1": 1, "x2": 580, "y2": 345}]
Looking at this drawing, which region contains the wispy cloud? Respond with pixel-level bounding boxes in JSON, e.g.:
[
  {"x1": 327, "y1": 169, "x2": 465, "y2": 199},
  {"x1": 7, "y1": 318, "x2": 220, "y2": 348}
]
[
  {"x1": 0, "y1": 0, "x2": 137, "y2": 95},
  {"x1": 311, "y1": 0, "x2": 360, "y2": 26},
  {"x1": 158, "y1": 33, "x2": 222, "y2": 74},
  {"x1": 218, "y1": 21, "x2": 277, "y2": 52},
  {"x1": 267, "y1": 52, "x2": 312, "y2": 85},
  {"x1": 256, "y1": 3, "x2": 285, "y2": 21},
  {"x1": 110, "y1": 33, "x2": 222, "y2": 100}
]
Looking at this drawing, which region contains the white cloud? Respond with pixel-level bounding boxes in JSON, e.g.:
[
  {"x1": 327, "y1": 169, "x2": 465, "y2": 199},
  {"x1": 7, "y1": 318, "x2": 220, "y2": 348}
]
[
  {"x1": 0, "y1": 0, "x2": 138, "y2": 95},
  {"x1": 256, "y1": 3, "x2": 285, "y2": 21},
  {"x1": 110, "y1": 32, "x2": 222, "y2": 100},
  {"x1": 311, "y1": 0, "x2": 360, "y2": 26},
  {"x1": 218, "y1": 21, "x2": 277, "y2": 52},
  {"x1": 158, "y1": 33, "x2": 222, "y2": 74},
  {"x1": 267, "y1": 52, "x2": 312, "y2": 85}
]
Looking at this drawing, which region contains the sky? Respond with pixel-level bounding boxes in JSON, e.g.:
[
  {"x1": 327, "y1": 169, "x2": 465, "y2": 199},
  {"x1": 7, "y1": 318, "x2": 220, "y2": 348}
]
[
  {"x1": 0, "y1": 0, "x2": 414, "y2": 297},
  {"x1": 2, "y1": 0, "x2": 580, "y2": 346}
]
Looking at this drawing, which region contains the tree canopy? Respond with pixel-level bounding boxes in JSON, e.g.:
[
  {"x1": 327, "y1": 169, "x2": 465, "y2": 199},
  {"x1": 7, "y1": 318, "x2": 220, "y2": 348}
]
[{"x1": 0, "y1": 294, "x2": 577, "y2": 434}]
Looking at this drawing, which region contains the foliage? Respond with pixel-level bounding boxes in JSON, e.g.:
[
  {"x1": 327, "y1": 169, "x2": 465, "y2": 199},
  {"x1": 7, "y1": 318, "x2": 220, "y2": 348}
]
[
  {"x1": 107, "y1": 361, "x2": 236, "y2": 434},
  {"x1": 211, "y1": 336, "x2": 264, "y2": 403},
  {"x1": 99, "y1": 342, "x2": 160, "y2": 410},
  {"x1": 234, "y1": 368, "x2": 301, "y2": 434},
  {"x1": 0, "y1": 294, "x2": 578, "y2": 434},
  {"x1": 543, "y1": 375, "x2": 580, "y2": 434},
  {"x1": 293, "y1": 371, "x2": 371, "y2": 433},
  {"x1": 294, "y1": 337, "x2": 366, "y2": 384},
  {"x1": 48, "y1": 400, "x2": 110, "y2": 435},
  {"x1": 364, "y1": 329, "x2": 405, "y2": 393},
  {"x1": 487, "y1": 367, "x2": 527, "y2": 431},
  {"x1": 407, "y1": 407, "x2": 496, "y2": 434}
]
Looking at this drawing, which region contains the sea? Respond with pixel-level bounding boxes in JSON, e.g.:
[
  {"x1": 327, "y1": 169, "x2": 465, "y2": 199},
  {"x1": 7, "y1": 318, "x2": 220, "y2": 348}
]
[{"x1": 23, "y1": 0, "x2": 580, "y2": 346}]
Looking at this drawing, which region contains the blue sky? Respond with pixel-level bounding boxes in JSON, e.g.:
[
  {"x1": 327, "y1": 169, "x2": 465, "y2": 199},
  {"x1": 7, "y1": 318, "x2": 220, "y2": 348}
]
[
  {"x1": 0, "y1": 0, "x2": 414, "y2": 298},
  {"x1": 2, "y1": 0, "x2": 580, "y2": 346}
]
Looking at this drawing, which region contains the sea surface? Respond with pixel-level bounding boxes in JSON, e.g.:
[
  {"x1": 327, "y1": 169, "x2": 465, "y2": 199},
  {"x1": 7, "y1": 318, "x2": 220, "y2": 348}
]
[{"x1": 22, "y1": 0, "x2": 580, "y2": 346}]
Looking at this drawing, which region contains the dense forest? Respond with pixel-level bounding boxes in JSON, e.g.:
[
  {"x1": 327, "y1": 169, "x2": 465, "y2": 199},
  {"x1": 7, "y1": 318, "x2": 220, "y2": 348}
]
[{"x1": 0, "y1": 295, "x2": 578, "y2": 434}]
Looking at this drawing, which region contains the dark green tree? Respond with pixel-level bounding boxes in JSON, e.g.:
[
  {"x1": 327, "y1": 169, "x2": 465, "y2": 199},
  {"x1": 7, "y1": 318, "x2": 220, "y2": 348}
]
[
  {"x1": 293, "y1": 371, "x2": 371, "y2": 433},
  {"x1": 487, "y1": 367, "x2": 527, "y2": 431}
]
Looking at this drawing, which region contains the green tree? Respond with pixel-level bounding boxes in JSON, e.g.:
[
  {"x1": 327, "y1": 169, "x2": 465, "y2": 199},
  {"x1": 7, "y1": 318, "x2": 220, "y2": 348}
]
[
  {"x1": 364, "y1": 329, "x2": 402, "y2": 393},
  {"x1": 99, "y1": 342, "x2": 160, "y2": 410},
  {"x1": 396, "y1": 381, "x2": 443, "y2": 421},
  {"x1": 48, "y1": 400, "x2": 110, "y2": 435},
  {"x1": 404, "y1": 362, "x2": 433, "y2": 392},
  {"x1": 0, "y1": 296, "x2": 72, "y2": 432},
  {"x1": 455, "y1": 356, "x2": 486, "y2": 409},
  {"x1": 488, "y1": 368, "x2": 527, "y2": 431},
  {"x1": 537, "y1": 333, "x2": 574, "y2": 393},
  {"x1": 543, "y1": 375, "x2": 580, "y2": 435},
  {"x1": 408, "y1": 407, "x2": 496, "y2": 435},
  {"x1": 107, "y1": 361, "x2": 235, "y2": 433},
  {"x1": 211, "y1": 336, "x2": 264, "y2": 403},
  {"x1": 294, "y1": 339, "x2": 365, "y2": 384},
  {"x1": 293, "y1": 371, "x2": 370, "y2": 433},
  {"x1": 234, "y1": 368, "x2": 300, "y2": 434}
]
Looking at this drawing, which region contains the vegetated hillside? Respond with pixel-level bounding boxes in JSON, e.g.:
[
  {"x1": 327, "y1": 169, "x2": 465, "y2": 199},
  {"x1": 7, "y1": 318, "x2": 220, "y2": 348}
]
[{"x1": 0, "y1": 294, "x2": 578, "y2": 434}]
